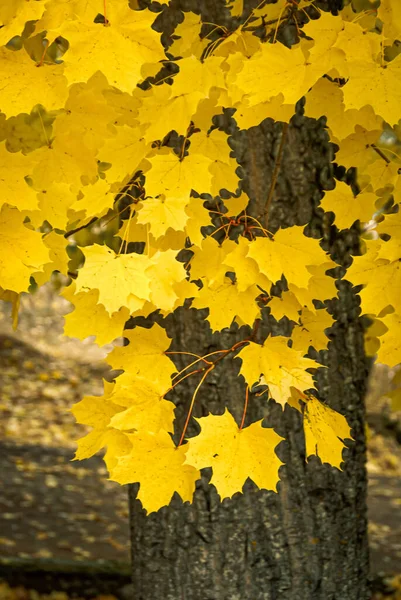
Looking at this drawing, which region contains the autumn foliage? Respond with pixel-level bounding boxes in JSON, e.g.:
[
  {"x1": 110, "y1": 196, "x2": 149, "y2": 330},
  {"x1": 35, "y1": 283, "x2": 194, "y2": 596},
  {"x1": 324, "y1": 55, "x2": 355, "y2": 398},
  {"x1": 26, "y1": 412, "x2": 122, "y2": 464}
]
[{"x1": 0, "y1": 0, "x2": 400, "y2": 513}]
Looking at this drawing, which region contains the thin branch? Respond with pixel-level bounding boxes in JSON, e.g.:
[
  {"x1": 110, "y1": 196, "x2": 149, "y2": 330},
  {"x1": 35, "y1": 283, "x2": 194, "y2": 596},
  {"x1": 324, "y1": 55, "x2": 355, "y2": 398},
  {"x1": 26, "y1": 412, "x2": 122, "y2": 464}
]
[
  {"x1": 178, "y1": 365, "x2": 214, "y2": 446},
  {"x1": 64, "y1": 217, "x2": 98, "y2": 238},
  {"x1": 371, "y1": 144, "x2": 391, "y2": 164},
  {"x1": 166, "y1": 368, "x2": 204, "y2": 395}
]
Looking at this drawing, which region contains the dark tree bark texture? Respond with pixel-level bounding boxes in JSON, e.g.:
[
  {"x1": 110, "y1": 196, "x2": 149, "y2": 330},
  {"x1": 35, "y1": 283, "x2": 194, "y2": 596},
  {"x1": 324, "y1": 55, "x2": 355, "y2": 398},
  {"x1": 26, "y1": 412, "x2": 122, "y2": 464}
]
[{"x1": 128, "y1": 2, "x2": 370, "y2": 598}]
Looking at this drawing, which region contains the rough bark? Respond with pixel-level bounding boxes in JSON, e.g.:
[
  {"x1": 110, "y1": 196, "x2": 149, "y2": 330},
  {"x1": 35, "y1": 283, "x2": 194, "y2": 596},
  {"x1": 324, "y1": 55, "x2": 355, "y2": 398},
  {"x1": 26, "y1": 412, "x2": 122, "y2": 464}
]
[{"x1": 128, "y1": 2, "x2": 370, "y2": 599}]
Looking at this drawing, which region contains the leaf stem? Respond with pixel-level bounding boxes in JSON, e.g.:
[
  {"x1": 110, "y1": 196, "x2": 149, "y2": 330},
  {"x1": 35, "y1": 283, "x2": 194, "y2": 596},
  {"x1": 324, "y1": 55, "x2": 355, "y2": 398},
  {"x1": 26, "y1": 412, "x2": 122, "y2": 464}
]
[
  {"x1": 37, "y1": 40, "x2": 50, "y2": 67},
  {"x1": 103, "y1": 0, "x2": 109, "y2": 24},
  {"x1": 178, "y1": 365, "x2": 214, "y2": 446},
  {"x1": 171, "y1": 349, "x2": 227, "y2": 381},
  {"x1": 166, "y1": 368, "x2": 204, "y2": 394},
  {"x1": 117, "y1": 206, "x2": 133, "y2": 255}
]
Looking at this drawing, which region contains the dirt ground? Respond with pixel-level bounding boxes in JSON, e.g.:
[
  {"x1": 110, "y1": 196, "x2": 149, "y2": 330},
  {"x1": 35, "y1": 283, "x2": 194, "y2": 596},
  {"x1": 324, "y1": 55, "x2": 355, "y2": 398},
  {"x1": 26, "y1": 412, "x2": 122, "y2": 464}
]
[{"x1": 1, "y1": 285, "x2": 401, "y2": 599}]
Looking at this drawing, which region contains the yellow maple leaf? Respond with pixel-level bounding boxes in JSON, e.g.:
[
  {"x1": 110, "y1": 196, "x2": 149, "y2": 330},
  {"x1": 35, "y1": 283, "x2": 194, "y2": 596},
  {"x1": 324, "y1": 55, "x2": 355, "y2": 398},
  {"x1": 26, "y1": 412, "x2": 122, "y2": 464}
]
[
  {"x1": 144, "y1": 148, "x2": 213, "y2": 200},
  {"x1": 304, "y1": 397, "x2": 353, "y2": 470},
  {"x1": 213, "y1": 30, "x2": 261, "y2": 60},
  {"x1": 74, "y1": 371, "x2": 175, "y2": 436},
  {"x1": 103, "y1": 429, "x2": 134, "y2": 474},
  {"x1": 233, "y1": 94, "x2": 295, "y2": 129},
  {"x1": 291, "y1": 308, "x2": 334, "y2": 353},
  {"x1": 119, "y1": 215, "x2": 188, "y2": 255},
  {"x1": 72, "y1": 380, "x2": 132, "y2": 464},
  {"x1": 305, "y1": 78, "x2": 383, "y2": 141},
  {"x1": 376, "y1": 234, "x2": 401, "y2": 265},
  {"x1": 342, "y1": 55, "x2": 401, "y2": 126},
  {"x1": 53, "y1": 73, "x2": 118, "y2": 153},
  {"x1": 0, "y1": 47, "x2": 68, "y2": 118},
  {"x1": 169, "y1": 12, "x2": 208, "y2": 59},
  {"x1": 138, "y1": 84, "x2": 203, "y2": 144},
  {"x1": 33, "y1": 230, "x2": 69, "y2": 287},
  {"x1": 237, "y1": 337, "x2": 318, "y2": 407},
  {"x1": 360, "y1": 158, "x2": 399, "y2": 193},
  {"x1": 226, "y1": 0, "x2": 243, "y2": 17},
  {"x1": 378, "y1": 0, "x2": 401, "y2": 43},
  {"x1": 189, "y1": 237, "x2": 236, "y2": 287},
  {"x1": 190, "y1": 129, "x2": 232, "y2": 165},
  {"x1": 109, "y1": 381, "x2": 175, "y2": 435},
  {"x1": 103, "y1": 84, "x2": 141, "y2": 128},
  {"x1": 184, "y1": 410, "x2": 284, "y2": 499},
  {"x1": 61, "y1": 5, "x2": 165, "y2": 92},
  {"x1": 74, "y1": 429, "x2": 110, "y2": 461},
  {"x1": 147, "y1": 249, "x2": 187, "y2": 312},
  {"x1": 247, "y1": 226, "x2": 329, "y2": 288},
  {"x1": 110, "y1": 430, "x2": 199, "y2": 513},
  {"x1": 173, "y1": 55, "x2": 226, "y2": 98},
  {"x1": 320, "y1": 181, "x2": 378, "y2": 230},
  {"x1": 75, "y1": 244, "x2": 153, "y2": 314},
  {"x1": 268, "y1": 291, "x2": 302, "y2": 322},
  {"x1": 75, "y1": 428, "x2": 132, "y2": 471},
  {"x1": 377, "y1": 210, "x2": 401, "y2": 243},
  {"x1": 209, "y1": 156, "x2": 241, "y2": 196},
  {"x1": 107, "y1": 324, "x2": 176, "y2": 393},
  {"x1": 138, "y1": 56, "x2": 225, "y2": 142},
  {"x1": 223, "y1": 236, "x2": 272, "y2": 292},
  {"x1": 30, "y1": 135, "x2": 98, "y2": 192},
  {"x1": 62, "y1": 284, "x2": 130, "y2": 347},
  {"x1": 222, "y1": 192, "x2": 249, "y2": 217},
  {"x1": 192, "y1": 278, "x2": 260, "y2": 331},
  {"x1": 333, "y1": 20, "x2": 380, "y2": 65},
  {"x1": 346, "y1": 242, "x2": 401, "y2": 315},
  {"x1": 375, "y1": 312, "x2": 401, "y2": 367},
  {"x1": 334, "y1": 125, "x2": 381, "y2": 172},
  {"x1": 34, "y1": 0, "x2": 77, "y2": 34},
  {"x1": 136, "y1": 195, "x2": 189, "y2": 239},
  {"x1": 184, "y1": 197, "x2": 211, "y2": 246},
  {"x1": 71, "y1": 178, "x2": 116, "y2": 220},
  {"x1": 289, "y1": 262, "x2": 338, "y2": 311},
  {"x1": 29, "y1": 183, "x2": 77, "y2": 230},
  {"x1": 363, "y1": 314, "x2": 387, "y2": 357},
  {"x1": 301, "y1": 12, "x2": 346, "y2": 75},
  {"x1": 250, "y1": 0, "x2": 289, "y2": 24},
  {"x1": 192, "y1": 89, "x2": 224, "y2": 130},
  {"x1": 167, "y1": 279, "x2": 199, "y2": 314},
  {"x1": 232, "y1": 38, "x2": 334, "y2": 108},
  {"x1": 0, "y1": 142, "x2": 37, "y2": 211},
  {"x1": 98, "y1": 125, "x2": 149, "y2": 183},
  {"x1": 0, "y1": 0, "x2": 46, "y2": 45},
  {"x1": 72, "y1": 386, "x2": 123, "y2": 429},
  {"x1": 0, "y1": 205, "x2": 49, "y2": 293}
]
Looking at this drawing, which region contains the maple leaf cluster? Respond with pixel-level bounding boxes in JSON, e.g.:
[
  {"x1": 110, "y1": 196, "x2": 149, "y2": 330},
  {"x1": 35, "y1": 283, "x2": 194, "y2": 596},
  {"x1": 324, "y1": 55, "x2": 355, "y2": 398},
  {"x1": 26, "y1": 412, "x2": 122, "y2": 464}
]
[{"x1": 0, "y1": 0, "x2": 400, "y2": 513}]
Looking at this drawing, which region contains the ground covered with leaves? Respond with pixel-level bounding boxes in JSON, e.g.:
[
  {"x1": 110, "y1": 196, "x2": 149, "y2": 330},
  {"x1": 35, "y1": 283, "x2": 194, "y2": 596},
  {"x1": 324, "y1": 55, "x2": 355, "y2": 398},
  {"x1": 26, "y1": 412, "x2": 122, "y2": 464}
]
[
  {"x1": 0, "y1": 287, "x2": 130, "y2": 577},
  {"x1": 0, "y1": 286, "x2": 401, "y2": 598}
]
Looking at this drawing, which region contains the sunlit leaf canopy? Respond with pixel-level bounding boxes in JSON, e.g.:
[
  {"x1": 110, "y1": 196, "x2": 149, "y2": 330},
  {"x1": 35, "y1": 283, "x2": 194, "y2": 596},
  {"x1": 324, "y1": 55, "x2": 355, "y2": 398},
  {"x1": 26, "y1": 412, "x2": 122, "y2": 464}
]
[{"x1": 0, "y1": 0, "x2": 400, "y2": 512}]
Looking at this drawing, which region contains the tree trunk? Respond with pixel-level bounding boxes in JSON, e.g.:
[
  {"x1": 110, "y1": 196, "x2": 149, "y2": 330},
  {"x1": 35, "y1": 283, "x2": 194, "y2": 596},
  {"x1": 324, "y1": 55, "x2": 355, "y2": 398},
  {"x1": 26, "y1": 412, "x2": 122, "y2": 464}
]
[{"x1": 128, "y1": 2, "x2": 370, "y2": 598}]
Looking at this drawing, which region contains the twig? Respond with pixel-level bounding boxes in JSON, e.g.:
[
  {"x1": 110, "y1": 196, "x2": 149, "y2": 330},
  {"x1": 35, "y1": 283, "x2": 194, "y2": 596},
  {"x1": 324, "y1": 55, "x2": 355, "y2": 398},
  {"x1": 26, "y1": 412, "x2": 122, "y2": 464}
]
[
  {"x1": 371, "y1": 144, "x2": 391, "y2": 164},
  {"x1": 64, "y1": 217, "x2": 98, "y2": 238}
]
